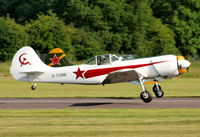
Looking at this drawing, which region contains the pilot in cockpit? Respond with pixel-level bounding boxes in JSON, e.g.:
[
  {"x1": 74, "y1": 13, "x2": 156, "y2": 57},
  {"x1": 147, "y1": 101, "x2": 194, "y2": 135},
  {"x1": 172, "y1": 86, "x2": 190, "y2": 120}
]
[{"x1": 97, "y1": 55, "x2": 106, "y2": 65}]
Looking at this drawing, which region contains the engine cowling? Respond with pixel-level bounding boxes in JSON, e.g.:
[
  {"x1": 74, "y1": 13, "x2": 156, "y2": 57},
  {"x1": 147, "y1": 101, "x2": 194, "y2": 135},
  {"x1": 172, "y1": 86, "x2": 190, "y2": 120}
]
[
  {"x1": 149, "y1": 55, "x2": 191, "y2": 78},
  {"x1": 177, "y1": 56, "x2": 191, "y2": 75}
]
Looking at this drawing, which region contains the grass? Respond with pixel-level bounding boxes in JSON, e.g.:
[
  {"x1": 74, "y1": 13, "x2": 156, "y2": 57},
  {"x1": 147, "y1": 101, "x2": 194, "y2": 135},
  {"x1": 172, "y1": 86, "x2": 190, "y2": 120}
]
[
  {"x1": 0, "y1": 109, "x2": 199, "y2": 137},
  {"x1": 0, "y1": 78, "x2": 200, "y2": 98},
  {"x1": 180, "y1": 61, "x2": 200, "y2": 78},
  {"x1": 0, "y1": 62, "x2": 11, "y2": 77}
]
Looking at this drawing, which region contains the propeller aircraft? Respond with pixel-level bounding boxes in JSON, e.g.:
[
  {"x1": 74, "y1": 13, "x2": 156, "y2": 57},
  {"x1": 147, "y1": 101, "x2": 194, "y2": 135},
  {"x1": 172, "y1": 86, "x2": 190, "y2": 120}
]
[{"x1": 10, "y1": 46, "x2": 191, "y2": 103}]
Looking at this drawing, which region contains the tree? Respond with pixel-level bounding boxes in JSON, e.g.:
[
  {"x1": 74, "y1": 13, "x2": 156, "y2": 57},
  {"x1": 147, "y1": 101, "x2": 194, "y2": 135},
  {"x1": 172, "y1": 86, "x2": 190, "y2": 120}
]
[
  {"x1": 26, "y1": 11, "x2": 72, "y2": 54},
  {"x1": 66, "y1": 25, "x2": 104, "y2": 60},
  {"x1": 0, "y1": 0, "x2": 54, "y2": 23},
  {"x1": 152, "y1": 0, "x2": 200, "y2": 57},
  {"x1": 0, "y1": 16, "x2": 27, "y2": 61},
  {"x1": 1, "y1": 0, "x2": 191, "y2": 61},
  {"x1": 145, "y1": 18, "x2": 180, "y2": 56},
  {"x1": 125, "y1": 0, "x2": 179, "y2": 57}
]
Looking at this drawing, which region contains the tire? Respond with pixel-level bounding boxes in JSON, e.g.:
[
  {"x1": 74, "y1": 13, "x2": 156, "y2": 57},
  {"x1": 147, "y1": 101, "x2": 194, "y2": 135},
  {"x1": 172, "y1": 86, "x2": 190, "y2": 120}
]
[
  {"x1": 140, "y1": 91, "x2": 152, "y2": 103},
  {"x1": 153, "y1": 85, "x2": 164, "y2": 98},
  {"x1": 31, "y1": 86, "x2": 36, "y2": 90}
]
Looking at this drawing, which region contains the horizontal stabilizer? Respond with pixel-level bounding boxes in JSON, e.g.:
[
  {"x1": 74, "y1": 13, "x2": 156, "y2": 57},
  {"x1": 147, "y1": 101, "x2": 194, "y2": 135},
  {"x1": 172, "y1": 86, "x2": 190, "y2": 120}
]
[{"x1": 19, "y1": 71, "x2": 44, "y2": 75}]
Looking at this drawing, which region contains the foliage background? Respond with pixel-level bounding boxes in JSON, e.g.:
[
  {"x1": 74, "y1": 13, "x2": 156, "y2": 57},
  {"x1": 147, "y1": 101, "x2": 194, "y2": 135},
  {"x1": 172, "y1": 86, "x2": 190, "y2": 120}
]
[{"x1": 0, "y1": 0, "x2": 199, "y2": 61}]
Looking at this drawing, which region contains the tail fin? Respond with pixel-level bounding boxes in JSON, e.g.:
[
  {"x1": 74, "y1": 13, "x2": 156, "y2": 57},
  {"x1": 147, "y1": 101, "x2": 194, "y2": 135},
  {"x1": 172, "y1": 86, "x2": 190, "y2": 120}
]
[
  {"x1": 44, "y1": 48, "x2": 73, "y2": 67},
  {"x1": 10, "y1": 46, "x2": 49, "y2": 81}
]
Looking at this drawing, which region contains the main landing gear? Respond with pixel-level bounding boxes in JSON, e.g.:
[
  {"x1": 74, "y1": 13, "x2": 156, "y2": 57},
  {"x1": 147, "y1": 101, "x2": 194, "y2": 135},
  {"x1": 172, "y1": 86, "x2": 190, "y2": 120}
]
[
  {"x1": 31, "y1": 83, "x2": 37, "y2": 90},
  {"x1": 138, "y1": 78, "x2": 164, "y2": 103},
  {"x1": 153, "y1": 83, "x2": 164, "y2": 98},
  {"x1": 138, "y1": 78, "x2": 152, "y2": 103}
]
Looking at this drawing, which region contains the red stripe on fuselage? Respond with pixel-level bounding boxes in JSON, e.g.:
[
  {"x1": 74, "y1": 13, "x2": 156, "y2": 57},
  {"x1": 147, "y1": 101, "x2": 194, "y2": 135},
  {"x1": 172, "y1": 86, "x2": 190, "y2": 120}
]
[{"x1": 84, "y1": 61, "x2": 166, "y2": 78}]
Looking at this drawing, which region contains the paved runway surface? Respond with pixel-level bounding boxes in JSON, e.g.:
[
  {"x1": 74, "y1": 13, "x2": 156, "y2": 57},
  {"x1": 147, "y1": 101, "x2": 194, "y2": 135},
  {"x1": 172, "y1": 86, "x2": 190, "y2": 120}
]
[{"x1": 0, "y1": 97, "x2": 200, "y2": 109}]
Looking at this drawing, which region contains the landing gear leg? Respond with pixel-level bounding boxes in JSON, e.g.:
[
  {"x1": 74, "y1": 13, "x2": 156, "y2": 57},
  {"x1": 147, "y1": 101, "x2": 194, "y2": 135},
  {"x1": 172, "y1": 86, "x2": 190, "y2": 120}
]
[
  {"x1": 153, "y1": 82, "x2": 164, "y2": 98},
  {"x1": 138, "y1": 78, "x2": 152, "y2": 103},
  {"x1": 31, "y1": 83, "x2": 37, "y2": 90}
]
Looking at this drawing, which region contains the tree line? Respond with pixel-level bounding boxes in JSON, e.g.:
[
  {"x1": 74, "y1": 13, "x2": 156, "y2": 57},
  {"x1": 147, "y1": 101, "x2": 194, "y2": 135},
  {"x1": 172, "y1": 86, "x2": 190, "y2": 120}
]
[{"x1": 0, "y1": 0, "x2": 199, "y2": 61}]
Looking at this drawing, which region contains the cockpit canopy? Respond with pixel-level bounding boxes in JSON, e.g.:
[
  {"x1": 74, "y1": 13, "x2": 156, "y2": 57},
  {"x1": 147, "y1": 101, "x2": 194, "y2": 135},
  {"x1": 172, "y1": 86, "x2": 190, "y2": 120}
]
[{"x1": 84, "y1": 54, "x2": 120, "y2": 65}]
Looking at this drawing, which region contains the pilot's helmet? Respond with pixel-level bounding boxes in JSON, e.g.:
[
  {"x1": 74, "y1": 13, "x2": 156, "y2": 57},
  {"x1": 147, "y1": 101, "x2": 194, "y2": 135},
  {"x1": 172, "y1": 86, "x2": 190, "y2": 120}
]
[{"x1": 100, "y1": 55, "x2": 106, "y2": 61}]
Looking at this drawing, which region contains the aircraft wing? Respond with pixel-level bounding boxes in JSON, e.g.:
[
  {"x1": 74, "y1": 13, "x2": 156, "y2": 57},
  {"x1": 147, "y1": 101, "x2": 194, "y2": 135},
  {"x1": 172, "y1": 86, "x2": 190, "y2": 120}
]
[{"x1": 102, "y1": 69, "x2": 142, "y2": 84}]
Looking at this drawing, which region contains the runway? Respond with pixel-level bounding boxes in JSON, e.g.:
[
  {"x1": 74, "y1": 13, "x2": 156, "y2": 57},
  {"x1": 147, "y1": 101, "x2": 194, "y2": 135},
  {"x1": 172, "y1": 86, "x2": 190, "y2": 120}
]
[{"x1": 0, "y1": 97, "x2": 200, "y2": 109}]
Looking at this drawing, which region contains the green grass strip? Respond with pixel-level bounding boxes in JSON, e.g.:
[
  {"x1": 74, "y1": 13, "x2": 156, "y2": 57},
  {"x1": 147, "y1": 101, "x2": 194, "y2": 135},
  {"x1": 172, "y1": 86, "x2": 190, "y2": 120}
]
[
  {"x1": 0, "y1": 109, "x2": 199, "y2": 137},
  {"x1": 0, "y1": 78, "x2": 200, "y2": 98}
]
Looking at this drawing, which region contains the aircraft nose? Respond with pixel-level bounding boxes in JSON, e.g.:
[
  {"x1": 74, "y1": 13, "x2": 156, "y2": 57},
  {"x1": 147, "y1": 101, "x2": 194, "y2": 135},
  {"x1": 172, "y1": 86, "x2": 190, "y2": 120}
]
[
  {"x1": 177, "y1": 56, "x2": 191, "y2": 75},
  {"x1": 178, "y1": 60, "x2": 191, "y2": 69}
]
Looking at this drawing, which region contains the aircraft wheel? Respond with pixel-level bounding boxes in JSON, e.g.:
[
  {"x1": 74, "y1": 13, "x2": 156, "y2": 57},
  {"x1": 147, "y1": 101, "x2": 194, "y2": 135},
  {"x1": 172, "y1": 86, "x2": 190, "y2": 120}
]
[
  {"x1": 31, "y1": 85, "x2": 36, "y2": 90},
  {"x1": 140, "y1": 91, "x2": 152, "y2": 103},
  {"x1": 153, "y1": 85, "x2": 164, "y2": 98}
]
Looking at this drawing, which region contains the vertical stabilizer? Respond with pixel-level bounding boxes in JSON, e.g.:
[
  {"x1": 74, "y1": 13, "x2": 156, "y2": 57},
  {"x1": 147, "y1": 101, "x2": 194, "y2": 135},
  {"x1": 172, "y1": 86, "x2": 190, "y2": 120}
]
[{"x1": 10, "y1": 46, "x2": 49, "y2": 81}]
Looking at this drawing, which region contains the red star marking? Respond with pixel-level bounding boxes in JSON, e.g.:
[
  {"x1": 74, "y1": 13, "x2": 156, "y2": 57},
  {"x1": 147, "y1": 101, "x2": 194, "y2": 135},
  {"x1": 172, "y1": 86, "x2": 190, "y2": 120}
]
[
  {"x1": 73, "y1": 67, "x2": 85, "y2": 79},
  {"x1": 50, "y1": 54, "x2": 61, "y2": 65}
]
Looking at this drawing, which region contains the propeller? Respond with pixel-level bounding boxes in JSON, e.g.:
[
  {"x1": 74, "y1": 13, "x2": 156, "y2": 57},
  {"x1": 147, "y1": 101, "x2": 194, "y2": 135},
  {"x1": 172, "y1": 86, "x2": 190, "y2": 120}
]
[{"x1": 177, "y1": 56, "x2": 191, "y2": 74}]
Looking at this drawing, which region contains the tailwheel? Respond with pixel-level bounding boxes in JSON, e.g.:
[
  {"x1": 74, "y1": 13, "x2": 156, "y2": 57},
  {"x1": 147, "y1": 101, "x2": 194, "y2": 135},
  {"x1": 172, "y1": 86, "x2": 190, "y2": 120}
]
[
  {"x1": 153, "y1": 84, "x2": 164, "y2": 98},
  {"x1": 140, "y1": 91, "x2": 152, "y2": 103},
  {"x1": 31, "y1": 83, "x2": 37, "y2": 90}
]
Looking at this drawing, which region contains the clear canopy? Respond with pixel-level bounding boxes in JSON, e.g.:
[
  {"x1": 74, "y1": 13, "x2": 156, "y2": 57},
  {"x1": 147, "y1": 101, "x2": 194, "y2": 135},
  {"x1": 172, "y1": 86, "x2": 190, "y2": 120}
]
[{"x1": 84, "y1": 54, "x2": 120, "y2": 65}]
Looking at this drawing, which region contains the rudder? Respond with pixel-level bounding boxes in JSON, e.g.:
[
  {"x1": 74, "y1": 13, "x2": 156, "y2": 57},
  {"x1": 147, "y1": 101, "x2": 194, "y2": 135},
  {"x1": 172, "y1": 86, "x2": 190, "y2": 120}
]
[{"x1": 10, "y1": 46, "x2": 49, "y2": 81}]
